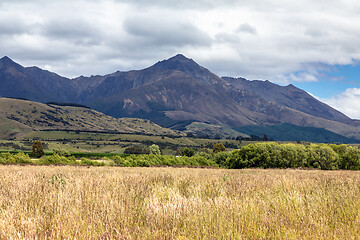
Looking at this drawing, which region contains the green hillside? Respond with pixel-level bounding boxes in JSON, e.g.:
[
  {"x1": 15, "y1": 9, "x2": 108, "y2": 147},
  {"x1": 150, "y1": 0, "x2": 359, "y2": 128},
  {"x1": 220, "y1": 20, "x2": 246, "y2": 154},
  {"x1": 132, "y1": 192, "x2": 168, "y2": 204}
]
[
  {"x1": 234, "y1": 123, "x2": 360, "y2": 143},
  {"x1": 0, "y1": 98, "x2": 183, "y2": 139}
]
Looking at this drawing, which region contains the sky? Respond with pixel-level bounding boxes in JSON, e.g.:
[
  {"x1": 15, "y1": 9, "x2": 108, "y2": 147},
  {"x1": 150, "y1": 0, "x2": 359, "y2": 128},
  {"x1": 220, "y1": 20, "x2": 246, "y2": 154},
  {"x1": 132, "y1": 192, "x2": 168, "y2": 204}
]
[{"x1": 1, "y1": 0, "x2": 360, "y2": 118}]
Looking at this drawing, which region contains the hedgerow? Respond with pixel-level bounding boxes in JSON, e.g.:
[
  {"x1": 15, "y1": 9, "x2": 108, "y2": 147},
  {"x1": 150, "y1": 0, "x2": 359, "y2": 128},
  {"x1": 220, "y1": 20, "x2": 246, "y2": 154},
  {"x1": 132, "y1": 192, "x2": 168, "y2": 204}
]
[
  {"x1": 0, "y1": 142, "x2": 360, "y2": 169},
  {"x1": 225, "y1": 142, "x2": 360, "y2": 170}
]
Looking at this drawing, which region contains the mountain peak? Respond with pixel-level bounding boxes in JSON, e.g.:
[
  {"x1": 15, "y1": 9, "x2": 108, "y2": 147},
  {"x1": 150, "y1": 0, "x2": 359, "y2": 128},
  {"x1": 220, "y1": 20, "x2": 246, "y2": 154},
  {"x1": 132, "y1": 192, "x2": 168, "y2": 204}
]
[
  {"x1": 0, "y1": 56, "x2": 23, "y2": 70},
  {"x1": 165, "y1": 53, "x2": 196, "y2": 65},
  {"x1": 151, "y1": 54, "x2": 200, "y2": 73},
  {"x1": 149, "y1": 54, "x2": 226, "y2": 86},
  {"x1": 169, "y1": 53, "x2": 189, "y2": 60},
  {"x1": 0, "y1": 56, "x2": 14, "y2": 64}
]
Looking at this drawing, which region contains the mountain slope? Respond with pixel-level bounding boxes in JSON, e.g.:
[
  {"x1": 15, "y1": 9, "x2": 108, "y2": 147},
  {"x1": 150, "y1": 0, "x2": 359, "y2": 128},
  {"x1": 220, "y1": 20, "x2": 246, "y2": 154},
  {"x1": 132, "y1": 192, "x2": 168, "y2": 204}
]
[
  {"x1": 0, "y1": 56, "x2": 75, "y2": 102},
  {"x1": 92, "y1": 70, "x2": 272, "y2": 127},
  {"x1": 234, "y1": 123, "x2": 359, "y2": 143},
  {"x1": 222, "y1": 76, "x2": 350, "y2": 123},
  {"x1": 84, "y1": 55, "x2": 360, "y2": 139},
  {"x1": 1, "y1": 55, "x2": 360, "y2": 142},
  {"x1": 0, "y1": 98, "x2": 182, "y2": 139}
]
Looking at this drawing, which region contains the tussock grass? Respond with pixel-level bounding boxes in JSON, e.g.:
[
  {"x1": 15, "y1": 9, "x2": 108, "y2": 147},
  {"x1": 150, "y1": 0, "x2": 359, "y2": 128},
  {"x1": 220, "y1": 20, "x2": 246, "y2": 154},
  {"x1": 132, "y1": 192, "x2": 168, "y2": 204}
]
[{"x1": 0, "y1": 166, "x2": 359, "y2": 239}]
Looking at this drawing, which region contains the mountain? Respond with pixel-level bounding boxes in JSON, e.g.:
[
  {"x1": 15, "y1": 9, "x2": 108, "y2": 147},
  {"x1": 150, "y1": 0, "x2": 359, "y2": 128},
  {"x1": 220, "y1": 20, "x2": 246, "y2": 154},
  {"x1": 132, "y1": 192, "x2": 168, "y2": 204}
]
[
  {"x1": 234, "y1": 123, "x2": 359, "y2": 143},
  {"x1": 0, "y1": 98, "x2": 182, "y2": 139},
  {"x1": 0, "y1": 56, "x2": 76, "y2": 102},
  {"x1": 222, "y1": 77, "x2": 351, "y2": 124},
  {"x1": 1, "y1": 54, "x2": 360, "y2": 142}
]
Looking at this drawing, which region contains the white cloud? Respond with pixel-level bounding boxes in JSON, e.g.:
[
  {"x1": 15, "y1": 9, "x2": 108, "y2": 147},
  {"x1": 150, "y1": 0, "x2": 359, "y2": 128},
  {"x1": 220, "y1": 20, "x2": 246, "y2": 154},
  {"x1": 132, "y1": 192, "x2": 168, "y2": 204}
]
[
  {"x1": 1, "y1": 0, "x2": 360, "y2": 82},
  {"x1": 322, "y1": 88, "x2": 360, "y2": 119}
]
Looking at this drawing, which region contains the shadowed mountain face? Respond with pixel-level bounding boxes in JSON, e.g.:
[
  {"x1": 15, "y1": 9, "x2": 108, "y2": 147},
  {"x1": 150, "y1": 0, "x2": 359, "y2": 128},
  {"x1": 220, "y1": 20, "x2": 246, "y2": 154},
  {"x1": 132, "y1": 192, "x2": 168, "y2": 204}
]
[
  {"x1": 0, "y1": 56, "x2": 76, "y2": 102},
  {"x1": 1, "y1": 54, "x2": 360, "y2": 140},
  {"x1": 222, "y1": 77, "x2": 350, "y2": 124}
]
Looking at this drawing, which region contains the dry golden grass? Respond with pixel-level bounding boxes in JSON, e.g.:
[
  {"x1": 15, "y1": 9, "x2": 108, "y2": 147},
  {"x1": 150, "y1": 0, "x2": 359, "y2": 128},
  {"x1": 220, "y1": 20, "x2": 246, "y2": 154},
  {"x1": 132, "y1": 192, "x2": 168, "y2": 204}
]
[{"x1": 0, "y1": 166, "x2": 359, "y2": 239}]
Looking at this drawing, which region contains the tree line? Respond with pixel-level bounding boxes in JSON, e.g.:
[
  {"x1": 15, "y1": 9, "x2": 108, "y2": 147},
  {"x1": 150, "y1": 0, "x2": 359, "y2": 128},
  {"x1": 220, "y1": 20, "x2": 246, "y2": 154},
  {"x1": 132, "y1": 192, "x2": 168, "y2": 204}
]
[
  {"x1": 219, "y1": 142, "x2": 360, "y2": 170},
  {"x1": 2, "y1": 141, "x2": 360, "y2": 170}
]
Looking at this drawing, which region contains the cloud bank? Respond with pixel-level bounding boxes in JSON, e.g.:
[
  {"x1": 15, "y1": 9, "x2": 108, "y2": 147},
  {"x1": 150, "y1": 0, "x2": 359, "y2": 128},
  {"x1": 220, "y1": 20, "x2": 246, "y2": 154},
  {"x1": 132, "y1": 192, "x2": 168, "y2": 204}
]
[
  {"x1": 0, "y1": 0, "x2": 360, "y2": 80},
  {"x1": 322, "y1": 88, "x2": 360, "y2": 119}
]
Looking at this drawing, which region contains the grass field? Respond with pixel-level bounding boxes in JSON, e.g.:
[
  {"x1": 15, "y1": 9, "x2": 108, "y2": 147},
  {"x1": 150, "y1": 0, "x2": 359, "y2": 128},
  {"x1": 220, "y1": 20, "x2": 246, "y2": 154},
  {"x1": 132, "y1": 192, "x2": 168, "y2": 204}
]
[
  {"x1": 0, "y1": 166, "x2": 359, "y2": 239},
  {"x1": 0, "y1": 131, "x2": 245, "y2": 154}
]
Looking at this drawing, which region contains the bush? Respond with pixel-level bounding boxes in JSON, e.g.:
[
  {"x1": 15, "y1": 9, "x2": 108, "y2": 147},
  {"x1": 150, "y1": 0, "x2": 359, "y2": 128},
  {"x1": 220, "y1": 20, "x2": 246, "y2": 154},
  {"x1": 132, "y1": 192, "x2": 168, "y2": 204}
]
[
  {"x1": 80, "y1": 158, "x2": 105, "y2": 166},
  {"x1": 180, "y1": 147, "x2": 195, "y2": 157},
  {"x1": 213, "y1": 143, "x2": 226, "y2": 154},
  {"x1": 0, "y1": 152, "x2": 32, "y2": 164},
  {"x1": 213, "y1": 151, "x2": 231, "y2": 167},
  {"x1": 124, "y1": 146, "x2": 150, "y2": 155},
  {"x1": 228, "y1": 142, "x2": 308, "y2": 169},
  {"x1": 13, "y1": 152, "x2": 32, "y2": 164},
  {"x1": 279, "y1": 143, "x2": 308, "y2": 168},
  {"x1": 307, "y1": 144, "x2": 339, "y2": 170},
  {"x1": 38, "y1": 154, "x2": 76, "y2": 165},
  {"x1": 149, "y1": 144, "x2": 162, "y2": 155},
  {"x1": 332, "y1": 145, "x2": 360, "y2": 170},
  {"x1": 228, "y1": 143, "x2": 278, "y2": 168},
  {"x1": 53, "y1": 149, "x2": 71, "y2": 157},
  {"x1": 227, "y1": 149, "x2": 250, "y2": 169}
]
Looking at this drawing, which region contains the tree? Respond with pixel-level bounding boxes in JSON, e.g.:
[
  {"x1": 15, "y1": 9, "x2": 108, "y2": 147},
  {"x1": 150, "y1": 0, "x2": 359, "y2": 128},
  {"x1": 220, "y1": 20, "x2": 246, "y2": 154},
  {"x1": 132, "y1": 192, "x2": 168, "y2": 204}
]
[
  {"x1": 124, "y1": 146, "x2": 149, "y2": 155},
  {"x1": 32, "y1": 140, "x2": 44, "y2": 158},
  {"x1": 213, "y1": 142, "x2": 226, "y2": 154},
  {"x1": 235, "y1": 136, "x2": 242, "y2": 143},
  {"x1": 149, "y1": 144, "x2": 161, "y2": 155},
  {"x1": 180, "y1": 147, "x2": 195, "y2": 157},
  {"x1": 262, "y1": 134, "x2": 269, "y2": 141}
]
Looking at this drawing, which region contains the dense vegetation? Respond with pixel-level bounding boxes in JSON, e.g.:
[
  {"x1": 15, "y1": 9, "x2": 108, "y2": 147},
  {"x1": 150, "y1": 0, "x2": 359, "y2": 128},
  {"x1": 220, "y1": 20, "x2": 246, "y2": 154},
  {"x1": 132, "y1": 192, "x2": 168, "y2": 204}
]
[
  {"x1": 1, "y1": 142, "x2": 360, "y2": 170},
  {"x1": 234, "y1": 123, "x2": 360, "y2": 143},
  {"x1": 224, "y1": 142, "x2": 360, "y2": 170}
]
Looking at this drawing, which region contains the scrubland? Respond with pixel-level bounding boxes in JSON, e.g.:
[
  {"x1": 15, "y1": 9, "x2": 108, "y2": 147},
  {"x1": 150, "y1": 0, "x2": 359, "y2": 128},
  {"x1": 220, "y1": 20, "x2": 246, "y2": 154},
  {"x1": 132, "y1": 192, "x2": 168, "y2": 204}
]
[{"x1": 0, "y1": 166, "x2": 359, "y2": 239}]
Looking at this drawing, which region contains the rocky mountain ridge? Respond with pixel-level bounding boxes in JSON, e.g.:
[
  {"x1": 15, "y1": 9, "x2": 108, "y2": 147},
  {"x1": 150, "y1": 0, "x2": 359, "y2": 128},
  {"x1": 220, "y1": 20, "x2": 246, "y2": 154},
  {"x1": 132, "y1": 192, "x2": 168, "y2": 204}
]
[{"x1": 1, "y1": 54, "x2": 360, "y2": 141}]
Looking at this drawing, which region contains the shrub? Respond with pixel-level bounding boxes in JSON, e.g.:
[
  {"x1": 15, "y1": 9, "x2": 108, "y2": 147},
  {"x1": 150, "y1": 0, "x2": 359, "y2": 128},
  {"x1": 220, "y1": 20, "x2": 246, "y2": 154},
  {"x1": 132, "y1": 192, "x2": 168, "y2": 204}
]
[
  {"x1": 0, "y1": 152, "x2": 15, "y2": 164},
  {"x1": 80, "y1": 158, "x2": 105, "y2": 166},
  {"x1": 180, "y1": 147, "x2": 195, "y2": 157},
  {"x1": 124, "y1": 146, "x2": 150, "y2": 155},
  {"x1": 13, "y1": 152, "x2": 32, "y2": 164},
  {"x1": 307, "y1": 144, "x2": 339, "y2": 170},
  {"x1": 38, "y1": 154, "x2": 75, "y2": 165},
  {"x1": 0, "y1": 152, "x2": 32, "y2": 164},
  {"x1": 213, "y1": 143, "x2": 226, "y2": 154},
  {"x1": 213, "y1": 151, "x2": 231, "y2": 168},
  {"x1": 228, "y1": 142, "x2": 308, "y2": 169},
  {"x1": 53, "y1": 149, "x2": 71, "y2": 157},
  {"x1": 337, "y1": 145, "x2": 360, "y2": 170},
  {"x1": 149, "y1": 144, "x2": 161, "y2": 155},
  {"x1": 278, "y1": 143, "x2": 308, "y2": 168}
]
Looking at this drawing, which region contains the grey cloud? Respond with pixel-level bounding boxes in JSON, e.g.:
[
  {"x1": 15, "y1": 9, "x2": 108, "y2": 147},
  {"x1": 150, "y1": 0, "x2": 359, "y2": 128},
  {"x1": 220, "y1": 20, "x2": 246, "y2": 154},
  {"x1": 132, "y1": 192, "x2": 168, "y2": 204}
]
[
  {"x1": 114, "y1": 0, "x2": 240, "y2": 10},
  {"x1": 215, "y1": 33, "x2": 240, "y2": 43},
  {"x1": 1, "y1": 0, "x2": 360, "y2": 85},
  {"x1": 237, "y1": 23, "x2": 257, "y2": 35},
  {"x1": 304, "y1": 28, "x2": 328, "y2": 38},
  {"x1": 0, "y1": 22, "x2": 28, "y2": 36},
  {"x1": 0, "y1": 12, "x2": 34, "y2": 36},
  {"x1": 123, "y1": 16, "x2": 212, "y2": 47},
  {"x1": 41, "y1": 19, "x2": 102, "y2": 46}
]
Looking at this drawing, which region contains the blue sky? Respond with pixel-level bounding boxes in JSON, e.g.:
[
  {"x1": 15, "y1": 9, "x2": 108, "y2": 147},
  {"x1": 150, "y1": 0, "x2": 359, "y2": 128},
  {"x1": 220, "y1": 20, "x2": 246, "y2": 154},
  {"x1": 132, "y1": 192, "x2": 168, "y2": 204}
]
[
  {"x1": 295, "y1": 63, "x2": 360, "y2": 98},
  {"x1": 292, "y1": 63, "x2": 360, "y2": 119},
  {"x1": 1, "y1": 0, "x2": 360, "y2": 118}
]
